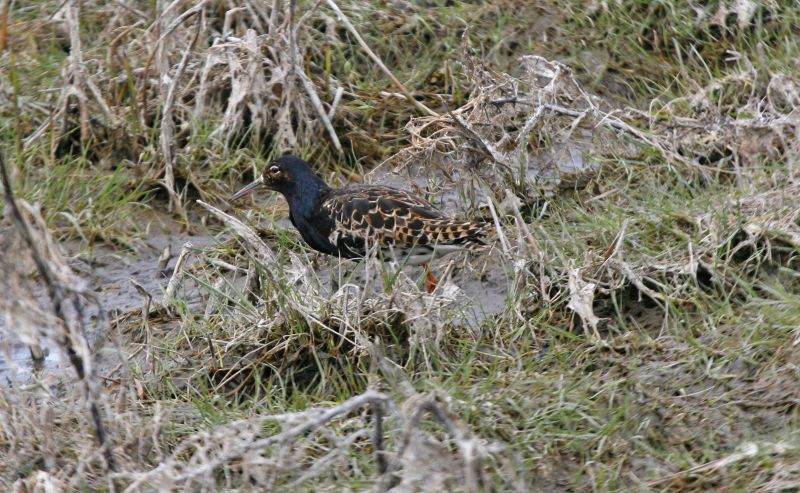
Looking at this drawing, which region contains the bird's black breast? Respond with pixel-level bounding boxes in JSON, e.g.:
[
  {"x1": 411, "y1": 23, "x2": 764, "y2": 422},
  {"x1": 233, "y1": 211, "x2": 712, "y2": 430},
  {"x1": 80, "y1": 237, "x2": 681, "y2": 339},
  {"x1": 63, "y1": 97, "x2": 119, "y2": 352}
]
[{"x1": 289, "y1": 200, "x2": 339, "y2": 256}]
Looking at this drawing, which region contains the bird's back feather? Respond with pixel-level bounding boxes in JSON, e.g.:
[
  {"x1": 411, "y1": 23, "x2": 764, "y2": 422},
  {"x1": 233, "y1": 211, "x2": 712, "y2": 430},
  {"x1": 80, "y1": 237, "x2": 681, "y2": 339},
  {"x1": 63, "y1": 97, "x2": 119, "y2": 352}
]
[{"x1": 317, "y1": 186, "x2": 491, "y2": 261}]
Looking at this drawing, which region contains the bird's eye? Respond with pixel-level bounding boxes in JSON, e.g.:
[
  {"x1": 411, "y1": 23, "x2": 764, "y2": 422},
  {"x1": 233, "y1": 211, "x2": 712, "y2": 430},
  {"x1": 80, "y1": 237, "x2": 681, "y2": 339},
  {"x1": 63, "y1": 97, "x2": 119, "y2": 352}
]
[{"x1": 269, "y1": 165, "x2": 280, "y2": 174}]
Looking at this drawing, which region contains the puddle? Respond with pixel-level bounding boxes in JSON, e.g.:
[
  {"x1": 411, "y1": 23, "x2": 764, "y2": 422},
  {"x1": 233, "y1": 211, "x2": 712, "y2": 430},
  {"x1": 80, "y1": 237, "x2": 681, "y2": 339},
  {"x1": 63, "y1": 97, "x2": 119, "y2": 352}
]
[
  {"x1": 0, "y1": 215, "x2": 217, "y2": 385},
  {"x1": 363, "y1": 164, "x2": 518, "y2": 326}
]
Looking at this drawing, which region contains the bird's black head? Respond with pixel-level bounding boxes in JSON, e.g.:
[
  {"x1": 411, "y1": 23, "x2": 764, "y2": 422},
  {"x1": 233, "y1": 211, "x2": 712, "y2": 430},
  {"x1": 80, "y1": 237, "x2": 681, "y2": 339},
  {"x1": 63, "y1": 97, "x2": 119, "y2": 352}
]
[
  {"x1": 261, "y1": 155, "x2": 325, "y2": 197},
  {"x1": 231, "y1": 155, "x2": 330, "y2": 203}
]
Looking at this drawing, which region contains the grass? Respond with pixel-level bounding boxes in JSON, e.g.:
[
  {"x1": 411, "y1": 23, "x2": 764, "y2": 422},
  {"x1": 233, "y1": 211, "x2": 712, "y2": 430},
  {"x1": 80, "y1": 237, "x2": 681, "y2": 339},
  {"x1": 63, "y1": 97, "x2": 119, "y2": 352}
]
[
  {"x1": 1, "y1": 0, "x2": 799, "y2": 491},
  {"x1": 554, "y1": 0, "x2": 800, "y2": 103}
]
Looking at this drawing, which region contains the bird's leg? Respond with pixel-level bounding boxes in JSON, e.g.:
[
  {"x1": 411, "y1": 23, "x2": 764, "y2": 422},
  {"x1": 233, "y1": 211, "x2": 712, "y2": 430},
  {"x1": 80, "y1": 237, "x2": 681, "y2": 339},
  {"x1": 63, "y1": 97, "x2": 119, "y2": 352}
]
[
  {"x1": 425, "y1": 271, "x2": 438, "y2": 294},
  {"x1": 422, "y1": 263, "x2": 438, "y2": 294}
]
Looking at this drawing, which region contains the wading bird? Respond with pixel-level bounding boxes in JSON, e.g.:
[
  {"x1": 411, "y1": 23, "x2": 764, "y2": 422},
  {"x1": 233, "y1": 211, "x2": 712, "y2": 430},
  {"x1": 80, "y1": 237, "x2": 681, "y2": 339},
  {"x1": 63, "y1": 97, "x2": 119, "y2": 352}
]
[{"x1": 231, "y1": 155, "x2": 491, "y2": 293}]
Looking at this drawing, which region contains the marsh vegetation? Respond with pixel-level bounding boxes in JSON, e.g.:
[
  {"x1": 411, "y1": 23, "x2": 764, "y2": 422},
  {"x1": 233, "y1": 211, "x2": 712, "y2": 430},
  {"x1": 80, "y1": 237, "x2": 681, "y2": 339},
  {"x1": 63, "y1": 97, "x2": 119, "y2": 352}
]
[{"x1": 1, "y1": 1, "x2": 799, "y2": 491}]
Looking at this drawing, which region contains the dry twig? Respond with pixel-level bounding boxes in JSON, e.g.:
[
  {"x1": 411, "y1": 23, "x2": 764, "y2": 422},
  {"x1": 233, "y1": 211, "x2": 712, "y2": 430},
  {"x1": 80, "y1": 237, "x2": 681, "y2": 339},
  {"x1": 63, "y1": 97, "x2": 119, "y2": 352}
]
[{"x1": 0, "y1": 152, "x2": 116, "y2": 471}]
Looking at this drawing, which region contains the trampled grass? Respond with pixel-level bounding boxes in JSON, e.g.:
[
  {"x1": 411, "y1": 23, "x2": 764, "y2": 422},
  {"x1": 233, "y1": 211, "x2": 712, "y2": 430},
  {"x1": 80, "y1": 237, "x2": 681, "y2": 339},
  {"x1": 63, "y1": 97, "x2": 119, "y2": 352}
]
[{"x1": 0, "y1": 0, "x2": 799, "y2": 491}]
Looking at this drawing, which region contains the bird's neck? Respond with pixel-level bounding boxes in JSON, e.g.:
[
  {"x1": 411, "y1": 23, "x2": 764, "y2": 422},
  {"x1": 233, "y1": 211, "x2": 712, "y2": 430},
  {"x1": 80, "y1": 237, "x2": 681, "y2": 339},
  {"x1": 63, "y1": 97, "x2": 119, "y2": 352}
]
[{"x1": 285, "y1": 175, "x2": 331, "y2": 221}]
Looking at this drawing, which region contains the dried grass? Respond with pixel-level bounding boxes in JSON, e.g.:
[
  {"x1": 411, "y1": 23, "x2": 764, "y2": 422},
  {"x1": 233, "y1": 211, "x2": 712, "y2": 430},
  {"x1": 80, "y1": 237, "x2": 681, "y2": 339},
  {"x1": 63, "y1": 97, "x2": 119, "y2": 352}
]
[
  {"x1": 16, "y1": 1, "x2": 363, "y2": 209},
  {"x1": 115, "y1": 389, "x2": 508, "y2": 492}
]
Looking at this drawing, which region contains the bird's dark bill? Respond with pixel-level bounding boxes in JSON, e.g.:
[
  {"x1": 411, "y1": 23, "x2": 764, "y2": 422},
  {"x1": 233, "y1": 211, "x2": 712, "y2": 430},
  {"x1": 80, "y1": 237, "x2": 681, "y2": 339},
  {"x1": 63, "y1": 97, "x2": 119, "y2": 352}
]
[{"x1": 230, "y1": 177, "x2": 265, "y2": 201}]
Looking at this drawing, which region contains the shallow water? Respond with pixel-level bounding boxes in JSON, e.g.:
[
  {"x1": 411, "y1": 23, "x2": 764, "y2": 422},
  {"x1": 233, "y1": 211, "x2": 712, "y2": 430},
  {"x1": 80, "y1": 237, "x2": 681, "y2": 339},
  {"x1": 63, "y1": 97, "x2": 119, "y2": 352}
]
[{"x1": 0, "y1": 220, "x2": 217, "y2": 385}]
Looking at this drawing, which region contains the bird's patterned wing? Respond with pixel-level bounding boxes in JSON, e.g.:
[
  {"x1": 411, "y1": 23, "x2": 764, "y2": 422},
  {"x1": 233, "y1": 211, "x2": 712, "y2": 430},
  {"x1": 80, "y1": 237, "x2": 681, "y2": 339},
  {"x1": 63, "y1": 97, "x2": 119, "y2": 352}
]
[{"x1": 320, "y1": 186, "x2": 490, "y2": 259}]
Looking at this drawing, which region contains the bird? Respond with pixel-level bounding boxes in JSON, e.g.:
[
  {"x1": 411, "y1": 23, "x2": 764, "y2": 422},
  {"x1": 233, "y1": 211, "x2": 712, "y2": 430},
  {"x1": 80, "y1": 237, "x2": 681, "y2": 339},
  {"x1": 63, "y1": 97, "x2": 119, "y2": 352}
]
[{"x1": 230, "y1": 155, "x2": 492, "y2": 293}]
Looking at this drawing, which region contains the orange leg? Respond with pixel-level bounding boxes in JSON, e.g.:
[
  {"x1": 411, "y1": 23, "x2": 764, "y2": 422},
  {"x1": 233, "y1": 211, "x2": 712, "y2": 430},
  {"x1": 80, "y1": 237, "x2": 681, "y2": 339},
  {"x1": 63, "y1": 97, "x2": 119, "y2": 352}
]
[{"x1": 423, "y1": 264, "x2": 438, "y2": 294}]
